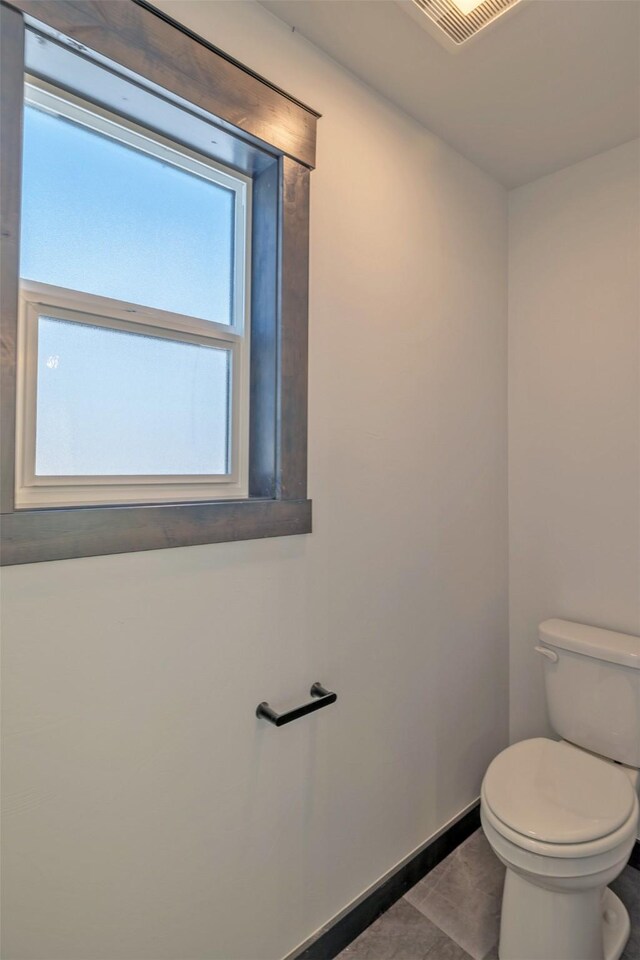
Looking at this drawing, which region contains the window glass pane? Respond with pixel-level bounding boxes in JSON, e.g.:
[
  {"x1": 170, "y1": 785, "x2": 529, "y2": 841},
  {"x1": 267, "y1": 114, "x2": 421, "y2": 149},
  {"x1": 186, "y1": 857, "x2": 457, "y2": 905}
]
[
  {"x1": 21, "y1": 104, "x2": 236, "y2": 324},
  {"x1": 35, "y1": 317, "x2": 230, "y2": 476}
]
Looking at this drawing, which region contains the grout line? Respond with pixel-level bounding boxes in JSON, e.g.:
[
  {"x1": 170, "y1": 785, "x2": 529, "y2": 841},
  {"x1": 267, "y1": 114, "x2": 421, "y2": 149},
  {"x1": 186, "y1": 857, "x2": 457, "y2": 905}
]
[{"x1": 404, "y1": 830, "x2": 501, "y2": 960}]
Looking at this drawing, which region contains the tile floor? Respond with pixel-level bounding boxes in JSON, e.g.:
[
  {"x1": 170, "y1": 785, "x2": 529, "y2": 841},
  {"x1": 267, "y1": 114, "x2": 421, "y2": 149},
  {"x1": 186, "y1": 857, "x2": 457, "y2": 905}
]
[{"x1": 337, "y1": 830, "x2": 640, "y2": 960}]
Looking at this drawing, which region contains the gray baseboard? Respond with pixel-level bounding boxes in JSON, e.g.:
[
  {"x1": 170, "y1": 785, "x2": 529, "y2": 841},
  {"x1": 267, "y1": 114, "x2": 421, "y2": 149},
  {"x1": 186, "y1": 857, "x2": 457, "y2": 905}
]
[{"x1": 294, "y1": 802, "x2": 481, "y2": 960}]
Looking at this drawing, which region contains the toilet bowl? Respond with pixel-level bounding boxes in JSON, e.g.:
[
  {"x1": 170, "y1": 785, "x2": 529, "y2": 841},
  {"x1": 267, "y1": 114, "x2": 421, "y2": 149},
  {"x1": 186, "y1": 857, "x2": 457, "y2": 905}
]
[{"x1": 481, "y1": 738, "x2": 639, "y2": 960}]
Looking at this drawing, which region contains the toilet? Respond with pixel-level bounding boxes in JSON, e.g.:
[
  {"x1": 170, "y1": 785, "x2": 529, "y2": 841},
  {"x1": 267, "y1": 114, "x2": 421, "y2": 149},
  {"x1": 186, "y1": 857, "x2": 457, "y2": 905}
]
[{"x1": 481, "y1": 619, "x2": 640, "y2": 960}]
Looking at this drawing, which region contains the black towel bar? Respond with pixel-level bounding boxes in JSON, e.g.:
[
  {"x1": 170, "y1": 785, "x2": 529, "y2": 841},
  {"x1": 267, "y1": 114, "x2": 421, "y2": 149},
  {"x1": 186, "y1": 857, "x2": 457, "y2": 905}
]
[{"x1": 256, "y1": 682, "x2": 337, "y2": 727}]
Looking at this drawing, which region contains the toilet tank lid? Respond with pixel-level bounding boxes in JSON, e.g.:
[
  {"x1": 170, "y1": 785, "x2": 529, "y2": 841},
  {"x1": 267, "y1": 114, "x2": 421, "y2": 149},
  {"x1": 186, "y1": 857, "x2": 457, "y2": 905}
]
[{"x1": 539, "y1": 619, "x2": 640, "y2": 669}]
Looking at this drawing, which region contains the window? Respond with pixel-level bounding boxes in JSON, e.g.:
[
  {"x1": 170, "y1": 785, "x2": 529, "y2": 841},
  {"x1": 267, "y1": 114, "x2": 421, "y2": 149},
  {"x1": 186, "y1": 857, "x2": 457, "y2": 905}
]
[
  {"x1": 17, "y1": 81, "x2": 250, "y2": 508},
  {"x1": 0, "y1": 0, "x2": 317, "y2": 565}
]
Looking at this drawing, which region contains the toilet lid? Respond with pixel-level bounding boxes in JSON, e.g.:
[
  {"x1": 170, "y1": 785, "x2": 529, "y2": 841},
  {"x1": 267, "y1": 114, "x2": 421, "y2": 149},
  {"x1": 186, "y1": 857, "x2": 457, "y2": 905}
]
[{"x1": 482, "y1": 738, "x2": 636, "y2": 844}]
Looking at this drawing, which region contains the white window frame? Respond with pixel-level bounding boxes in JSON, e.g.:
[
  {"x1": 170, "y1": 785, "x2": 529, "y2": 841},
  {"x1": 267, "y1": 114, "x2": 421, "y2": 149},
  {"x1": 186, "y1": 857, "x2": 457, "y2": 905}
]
[{"x1": 15, "y1": 79, "x2": 251, "y2": 509}]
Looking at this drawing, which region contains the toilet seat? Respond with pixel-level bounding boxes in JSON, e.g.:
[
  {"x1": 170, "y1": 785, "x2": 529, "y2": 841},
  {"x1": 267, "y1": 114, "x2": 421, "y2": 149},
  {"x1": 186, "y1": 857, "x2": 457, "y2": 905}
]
[
  {"x1": 482, "y1": 785, "x2": 639, "y2": 863},
  {"x1": 482, "y1": 738, "x2": 638, "y2": 856}
]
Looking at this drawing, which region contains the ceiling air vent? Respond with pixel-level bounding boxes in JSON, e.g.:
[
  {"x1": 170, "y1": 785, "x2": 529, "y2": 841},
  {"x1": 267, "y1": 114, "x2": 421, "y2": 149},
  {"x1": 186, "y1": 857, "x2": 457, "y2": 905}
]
[{"x1": 400, "y1": 0, "x2": 524, "y2": 49}]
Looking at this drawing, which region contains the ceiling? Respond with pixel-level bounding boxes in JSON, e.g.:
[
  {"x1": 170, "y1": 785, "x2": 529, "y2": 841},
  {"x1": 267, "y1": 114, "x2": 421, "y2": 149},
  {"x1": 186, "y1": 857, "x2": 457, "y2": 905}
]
[{"x1": 259, "y1": 0, "x2": 640, "y2": 187}]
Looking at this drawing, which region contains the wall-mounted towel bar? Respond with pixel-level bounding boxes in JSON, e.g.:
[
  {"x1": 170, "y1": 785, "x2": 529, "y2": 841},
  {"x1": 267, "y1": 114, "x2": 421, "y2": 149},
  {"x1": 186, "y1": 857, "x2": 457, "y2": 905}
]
[{"x1": 256, "y1": 682, "x2": 337, "y2": 726}]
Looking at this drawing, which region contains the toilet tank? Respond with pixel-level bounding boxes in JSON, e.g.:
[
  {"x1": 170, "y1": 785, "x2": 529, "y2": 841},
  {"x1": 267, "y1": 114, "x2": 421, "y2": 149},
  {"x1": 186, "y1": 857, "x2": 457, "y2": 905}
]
[{"x1": 537, "y1": 619, "x2": 640, "y2": 767}]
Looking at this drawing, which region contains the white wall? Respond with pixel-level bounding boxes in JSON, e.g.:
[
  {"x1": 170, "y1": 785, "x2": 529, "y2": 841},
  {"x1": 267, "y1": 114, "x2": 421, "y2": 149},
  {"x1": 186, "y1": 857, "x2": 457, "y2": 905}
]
[
  {"x1": 1, "y1": 4, "x2": 509, "y2": 959},
  {"x1": 508, "y1": 139, "x2": 640, "y2": 744}
]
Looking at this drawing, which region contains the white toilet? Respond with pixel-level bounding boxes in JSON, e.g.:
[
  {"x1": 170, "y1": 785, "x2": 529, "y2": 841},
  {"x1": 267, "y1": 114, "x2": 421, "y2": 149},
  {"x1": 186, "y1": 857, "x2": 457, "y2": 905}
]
[{"x1": 481, "y1": 619, "x2": 640, "y2": 960}]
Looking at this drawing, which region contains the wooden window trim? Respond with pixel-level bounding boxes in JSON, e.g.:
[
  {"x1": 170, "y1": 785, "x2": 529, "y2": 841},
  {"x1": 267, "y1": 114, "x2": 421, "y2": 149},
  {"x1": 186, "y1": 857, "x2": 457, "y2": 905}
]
[
  {"x1": 0, "y1": 0, "x2": 317, "y2": 565},
  {"x1": 6, "y1": 0, "x2": 319, "y2": 168}
]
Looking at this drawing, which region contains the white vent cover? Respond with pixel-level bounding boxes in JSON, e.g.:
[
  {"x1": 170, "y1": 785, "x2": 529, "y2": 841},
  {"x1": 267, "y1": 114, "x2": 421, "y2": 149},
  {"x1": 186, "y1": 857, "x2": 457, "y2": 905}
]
[{"x1": 401, "y1": 0, "x2": 524, "y2": 49}]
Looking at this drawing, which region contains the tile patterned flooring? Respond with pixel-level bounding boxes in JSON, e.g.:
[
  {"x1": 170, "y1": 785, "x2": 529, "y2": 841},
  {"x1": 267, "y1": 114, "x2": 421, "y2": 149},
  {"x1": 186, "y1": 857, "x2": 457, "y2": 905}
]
[{"x1": 337, "y1": 830, "x2": 640, "y2": 960}]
